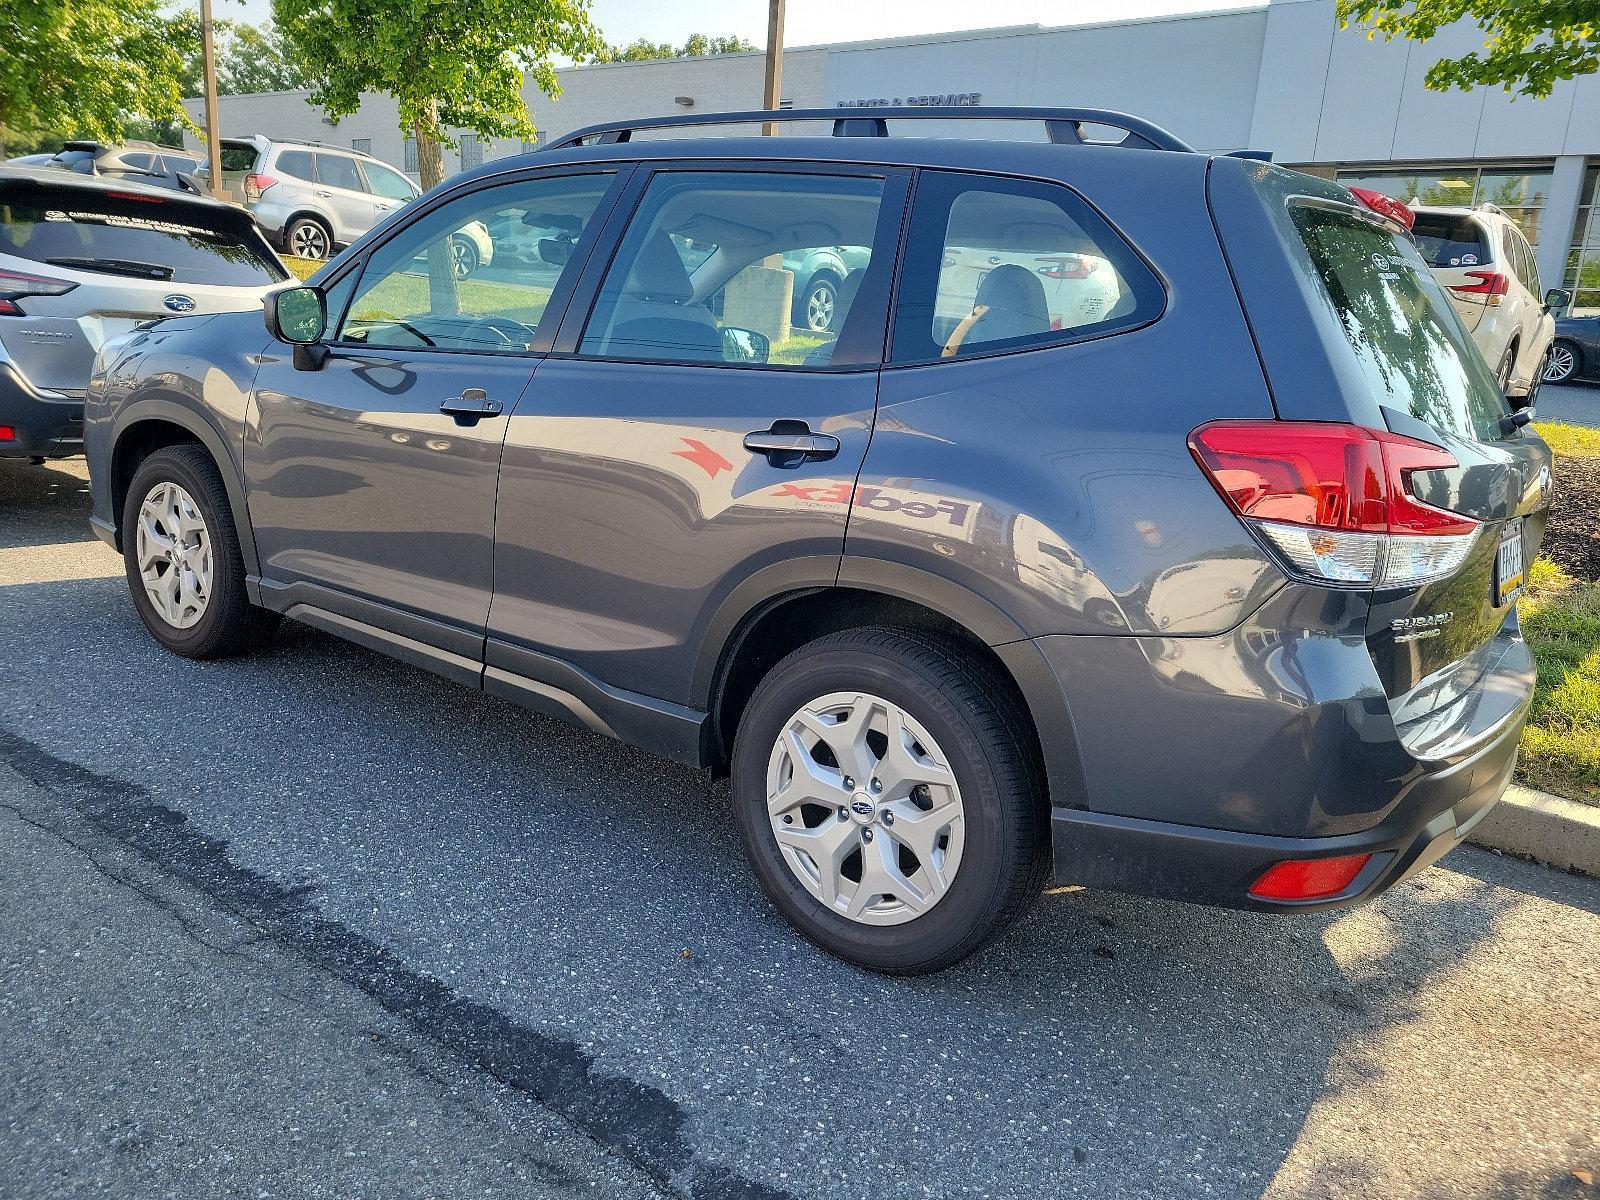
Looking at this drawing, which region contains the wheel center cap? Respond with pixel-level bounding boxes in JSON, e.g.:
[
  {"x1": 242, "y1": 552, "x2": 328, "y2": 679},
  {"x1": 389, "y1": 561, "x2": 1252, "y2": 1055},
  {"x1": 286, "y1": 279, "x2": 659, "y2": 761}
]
[{"x1": 848, "y1": 791, "x2": 875, "y2": 824}]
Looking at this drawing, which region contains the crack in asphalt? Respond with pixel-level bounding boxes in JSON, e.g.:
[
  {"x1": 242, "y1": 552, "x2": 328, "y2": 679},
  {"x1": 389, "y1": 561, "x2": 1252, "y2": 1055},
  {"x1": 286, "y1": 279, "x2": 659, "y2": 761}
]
[{"x1": 0, "y1": 726, "x2": 794, "y2": 1200}]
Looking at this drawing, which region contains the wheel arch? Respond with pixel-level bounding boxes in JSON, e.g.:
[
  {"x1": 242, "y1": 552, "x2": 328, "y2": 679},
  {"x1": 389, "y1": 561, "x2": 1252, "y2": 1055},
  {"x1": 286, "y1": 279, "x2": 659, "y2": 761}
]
[
  {"x1": 109, "y1": 400, "x2": 259, "y2": 577},
  {"x1": 694, "y1": 563, "x2": 1087, "y2": 816}
]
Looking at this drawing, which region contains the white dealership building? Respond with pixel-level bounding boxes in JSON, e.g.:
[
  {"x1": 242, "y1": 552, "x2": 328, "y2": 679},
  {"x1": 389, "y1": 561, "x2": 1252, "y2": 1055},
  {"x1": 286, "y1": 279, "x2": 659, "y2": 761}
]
[{"x1": 187, "y1": 0, "x2": 1600, "y2": 307}]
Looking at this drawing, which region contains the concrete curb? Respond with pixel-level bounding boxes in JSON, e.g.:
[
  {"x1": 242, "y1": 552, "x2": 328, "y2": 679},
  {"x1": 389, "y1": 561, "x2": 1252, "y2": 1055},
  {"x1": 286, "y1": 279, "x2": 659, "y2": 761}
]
[{"x1": 1467, "y1": 784, "x2": 1600, "y2": 878}]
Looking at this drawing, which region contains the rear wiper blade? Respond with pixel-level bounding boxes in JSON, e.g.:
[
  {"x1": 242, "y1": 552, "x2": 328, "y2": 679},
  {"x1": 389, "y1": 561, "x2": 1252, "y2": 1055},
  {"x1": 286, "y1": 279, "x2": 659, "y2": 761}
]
[{"x1": 45, "y1": 256, "x2": 174, "y2": 281}]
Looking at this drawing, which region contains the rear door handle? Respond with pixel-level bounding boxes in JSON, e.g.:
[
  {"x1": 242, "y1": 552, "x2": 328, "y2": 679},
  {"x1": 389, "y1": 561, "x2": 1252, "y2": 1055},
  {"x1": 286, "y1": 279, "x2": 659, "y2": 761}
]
[
  {"x1": 440, "y1": 388, "x2": 504, "y2": 423},
  {"x1": 743, "y1": 424, "x2": 840, "y2": 464}
]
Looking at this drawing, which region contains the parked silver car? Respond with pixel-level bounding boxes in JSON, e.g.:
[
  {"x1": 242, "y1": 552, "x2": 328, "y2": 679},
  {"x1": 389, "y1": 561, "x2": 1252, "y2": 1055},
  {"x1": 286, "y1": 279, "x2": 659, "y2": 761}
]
[
  {"x1": 197, "y1": 135, "x2": 492, "y2": 274},
  {"x1": 7, "y1": 140, "x2": 203, "y2": 192},
  {"x1": 0, "y1": 165, "x2": 288, "y2": 459}
]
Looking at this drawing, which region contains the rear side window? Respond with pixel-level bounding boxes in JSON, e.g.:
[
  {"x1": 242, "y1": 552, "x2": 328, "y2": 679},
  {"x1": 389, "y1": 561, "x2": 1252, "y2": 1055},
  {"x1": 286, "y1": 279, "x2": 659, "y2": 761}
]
[
  {"x1": 276, "y1": 150, "x2": 314, "y2": 181},
  {"x1": 1289, "y1": 201, "x2": 1505, "y2": 441},
  {"x1": 1410, "y1": 214, "x2": 1489, "y2": 269},
  {"x1": 0, "y1": 187, "x2": 286, "y2": 286},
  {"x1": 891, "y1": 171, "x2": 1163, "y2": 363},
  {"x1": 315, "y1": 154, "x2": 365, "y2": 192}
]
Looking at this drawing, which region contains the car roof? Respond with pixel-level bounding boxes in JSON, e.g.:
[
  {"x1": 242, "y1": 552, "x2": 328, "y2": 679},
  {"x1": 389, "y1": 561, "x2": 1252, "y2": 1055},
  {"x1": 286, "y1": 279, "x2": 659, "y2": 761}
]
[{"x1": 0, "y1": 162, "x2": 233, "y2": 209}]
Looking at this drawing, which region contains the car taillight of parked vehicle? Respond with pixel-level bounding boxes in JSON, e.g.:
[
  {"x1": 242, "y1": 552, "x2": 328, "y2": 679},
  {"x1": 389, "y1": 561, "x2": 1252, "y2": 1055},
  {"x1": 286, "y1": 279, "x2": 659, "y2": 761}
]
[
  {"x1": 0, "y1": 267, "x2": 78, "y2": 316},
  {"x1": 1035, "y1": 255, "x2": 1092, "y2": 280},
  {"x1": 1448, "y1": 270, "x2": 1510, "y2": 307},
  {"x1": 1188, "y1": 421, "x2": 1479, "y2": 589},
  {"x1": 244, "y1": 173, "x2": 277, "y2": 202}
]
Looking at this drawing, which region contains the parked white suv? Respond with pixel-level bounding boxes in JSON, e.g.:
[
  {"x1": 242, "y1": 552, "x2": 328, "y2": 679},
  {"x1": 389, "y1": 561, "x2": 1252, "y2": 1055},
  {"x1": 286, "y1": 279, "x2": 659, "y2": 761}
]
[{"x1": 1410, "y1": 203, "x2": 1554, "y2": 400}]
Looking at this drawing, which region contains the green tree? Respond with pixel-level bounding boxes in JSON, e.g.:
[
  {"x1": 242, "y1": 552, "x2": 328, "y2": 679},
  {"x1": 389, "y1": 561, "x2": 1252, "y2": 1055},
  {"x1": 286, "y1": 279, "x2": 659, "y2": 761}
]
[
  {"x1": 221, "y1": 21, "x2": 316, "y2": 96},
  {"x1": 0, "y1": 0, "x2": 191, "y2": 156},
  {"x1": 1336, "y1": 0, "x2": 1600, "y2": 98},
  {"x1": 595, "y1": 33, "x2": 758, "y2": 63},
  {"x1": 273, "y1": 0, "x2": 604, "y2": 192}
]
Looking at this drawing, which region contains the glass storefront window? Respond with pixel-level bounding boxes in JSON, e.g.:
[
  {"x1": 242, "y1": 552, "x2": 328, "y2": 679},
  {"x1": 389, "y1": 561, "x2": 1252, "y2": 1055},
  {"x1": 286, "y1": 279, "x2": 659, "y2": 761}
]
[
  {"x1": 1566, "y1": 167, "x2": 1600, "y2": 316},
  {"x1": 1335, "y1": 164, "x2": 1553, "y2": 254}
]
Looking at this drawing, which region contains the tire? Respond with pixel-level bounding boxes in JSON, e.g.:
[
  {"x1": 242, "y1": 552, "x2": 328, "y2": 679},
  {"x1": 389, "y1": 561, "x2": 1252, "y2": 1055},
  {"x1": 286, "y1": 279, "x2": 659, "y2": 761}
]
[
  {"x1": 1495, "y1": 341, "x2": 1518, "y2": 397},
  {"x1": 1545, "y1": 339, "x2": 1581, "y2": 385},
  {"x1": 285, "y1": 217, "x2": 331, "y2": 260},
  {"x1": 121, "y1": 445, "x2": 278, "y2": 660},
  {"x1": 799, "y1": 273, "x2": 840, "y2": 334},
  {"x1": 451, "y1": 236, "x2": 480, "y2": 280},
  {"x1": 731, "y1": 627, "x2": 1049, "y2": 974}
]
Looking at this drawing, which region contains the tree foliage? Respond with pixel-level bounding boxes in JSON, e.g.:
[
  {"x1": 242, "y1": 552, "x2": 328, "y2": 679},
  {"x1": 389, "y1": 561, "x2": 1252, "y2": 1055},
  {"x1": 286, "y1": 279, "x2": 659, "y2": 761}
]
[
  {"x1": 1336, "y1": 0, "x2": 1600, "y2": 98},
  {"x1": 273, "y1": 0, "x2": 605, "y2": 190},
  {"x1": 595, "y1": 33, "x2": 759, "y2": 63},
  {"x1": 0, "y1": 0, "x2": 191, "y2": 154}
]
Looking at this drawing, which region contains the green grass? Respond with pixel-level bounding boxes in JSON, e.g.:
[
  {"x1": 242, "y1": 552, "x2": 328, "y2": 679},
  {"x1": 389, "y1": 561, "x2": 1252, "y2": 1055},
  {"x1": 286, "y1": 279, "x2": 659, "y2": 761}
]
[
  {"x1": 768, "y1": 332, "x2": 831, "y2": 366},
  {"x1": 1517, "y1": 557, "x2": 1600, "y2": 804},
  {"x1": 282, "y1": 256, "x2": 322, "y2": 282},
  {"x1": 1532, "y1": 420, "x2": 1600, "y2": 459}
]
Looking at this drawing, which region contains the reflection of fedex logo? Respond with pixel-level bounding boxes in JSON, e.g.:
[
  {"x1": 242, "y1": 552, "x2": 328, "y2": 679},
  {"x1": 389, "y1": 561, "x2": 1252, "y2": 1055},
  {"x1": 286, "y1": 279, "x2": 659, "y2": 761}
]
[{"x1": 772, "y1": 481, "x2": 973, "y2": 527}]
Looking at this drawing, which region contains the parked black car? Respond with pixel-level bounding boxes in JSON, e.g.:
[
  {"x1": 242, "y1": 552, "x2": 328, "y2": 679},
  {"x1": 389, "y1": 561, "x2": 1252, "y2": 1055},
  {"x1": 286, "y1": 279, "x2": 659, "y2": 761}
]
[
  {"x1": 1543, "y1": 310, "x2": 1600, "y2": 384},
  {"x1": 84, "y1": 108, "x2": 1550, "y2": 974}
]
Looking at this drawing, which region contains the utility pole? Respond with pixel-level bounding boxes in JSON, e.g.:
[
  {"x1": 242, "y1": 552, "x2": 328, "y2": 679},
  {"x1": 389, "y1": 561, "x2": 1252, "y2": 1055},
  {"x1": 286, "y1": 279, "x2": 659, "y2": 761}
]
[
  {"x1": 198, "y1": 0, "x2": 224, "y2": 198},
  {"x1": 762, "y1": 0, "x2": 785, "y2": 135}
]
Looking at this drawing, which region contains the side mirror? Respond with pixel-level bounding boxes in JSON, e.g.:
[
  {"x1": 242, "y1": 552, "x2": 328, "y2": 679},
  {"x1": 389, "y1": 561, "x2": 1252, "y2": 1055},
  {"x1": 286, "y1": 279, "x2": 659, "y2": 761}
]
[
  {"x1": 1546, "y1": 288, "x2": 1572, "y2": 311},
  {"x1": 264, "y1": 285, "x2": 329, "y2": 370},
  {"x1": 721, "y1": 326, "x2": 770, "y2": 364}
]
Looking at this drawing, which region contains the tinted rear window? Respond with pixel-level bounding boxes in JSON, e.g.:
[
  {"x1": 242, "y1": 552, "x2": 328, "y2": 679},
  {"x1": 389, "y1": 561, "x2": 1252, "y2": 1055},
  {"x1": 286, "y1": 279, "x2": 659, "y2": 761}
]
[
  {"x1": 1410, "y1": 213, "x2": 1490, "y2": 269},
  {"x1": 1289, "y1": 201, "x2": 1505, "y2": 441},
  {"x1": 0, "y1": 187, "x2": 285, "y2": 286},
  {"x1": 219, "y1": 143, "x2": 259, "y2": 173}
]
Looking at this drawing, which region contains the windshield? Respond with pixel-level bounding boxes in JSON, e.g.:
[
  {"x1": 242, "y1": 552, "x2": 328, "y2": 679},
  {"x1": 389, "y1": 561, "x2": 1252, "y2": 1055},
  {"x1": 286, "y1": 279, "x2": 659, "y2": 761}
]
[
  {"x1": 1289, "y1": 201, "x2": 1507, "y2": 442},
  {"x1": 0, "y1": 185, "x2": 286, "y2": 286}
]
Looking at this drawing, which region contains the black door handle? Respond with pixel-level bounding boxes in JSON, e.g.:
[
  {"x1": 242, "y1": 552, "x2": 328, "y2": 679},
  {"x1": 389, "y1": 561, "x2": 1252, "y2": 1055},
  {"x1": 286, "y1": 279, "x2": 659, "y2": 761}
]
[
  {"x1": 440, "y1": 388, "x2": 504, "y2": 423},
  {"x1": 743, "y1": 423, "x2": 840, "y2": 465}
]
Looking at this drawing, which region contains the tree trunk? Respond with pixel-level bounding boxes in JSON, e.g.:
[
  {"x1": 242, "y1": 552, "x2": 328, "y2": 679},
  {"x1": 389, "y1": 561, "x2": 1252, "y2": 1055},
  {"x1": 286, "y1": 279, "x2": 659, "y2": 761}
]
[{"x1": 413, "y1": 99, "x2": 458, "y2": 315}]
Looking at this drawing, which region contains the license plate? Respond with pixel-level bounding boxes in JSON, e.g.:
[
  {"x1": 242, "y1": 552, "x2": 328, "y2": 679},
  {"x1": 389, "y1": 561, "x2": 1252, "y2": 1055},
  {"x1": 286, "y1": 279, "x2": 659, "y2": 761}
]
[{"x1": 1495, "y1": 521, "x2": 1525, "y2": 606}]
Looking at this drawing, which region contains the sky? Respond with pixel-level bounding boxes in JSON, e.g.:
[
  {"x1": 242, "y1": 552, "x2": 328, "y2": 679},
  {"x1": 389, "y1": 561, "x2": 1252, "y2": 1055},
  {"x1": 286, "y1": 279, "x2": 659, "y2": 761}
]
[{"x1": 218, "y1": 0, "x2": 1252, "y2": 48}]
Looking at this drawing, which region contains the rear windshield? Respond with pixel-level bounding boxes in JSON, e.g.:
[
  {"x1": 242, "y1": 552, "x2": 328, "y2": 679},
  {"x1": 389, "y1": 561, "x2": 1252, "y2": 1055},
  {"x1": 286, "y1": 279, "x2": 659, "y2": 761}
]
[
  {"x1": 1410, "y1": 213, "x2": 1491, "y2": 269},
  {"x1": 1289, "y1": 201, "x2": 1506, "y2": 442},
  {"x1": 0, "y1": 186, "x2": 286, "y2": 286},
  {"x1": 219, "y1": 143, "x2": 259, "y2": 173}
]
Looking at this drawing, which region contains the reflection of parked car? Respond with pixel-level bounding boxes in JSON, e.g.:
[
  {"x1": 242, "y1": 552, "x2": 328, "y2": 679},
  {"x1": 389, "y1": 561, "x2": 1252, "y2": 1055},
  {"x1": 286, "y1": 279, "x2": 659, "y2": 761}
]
[
  {"x1": 1542, "y1": 307, "x2": 1600, "y2": 384},
  {"x1": 88, "y1": 106, "x2": 1548, "y2": 977},
  {"x1": 0, "y1": 166, "x2": 287, "y2": 460},
  {"x1": 1409, "y1": 203, "x2": 1554, "y2": 399},
  {"x1": 8, "y1": 141, "x2": 202, "y2": 192},
  {"x1": 782, "y1": 244, "x2": 870, "y2": 333}
]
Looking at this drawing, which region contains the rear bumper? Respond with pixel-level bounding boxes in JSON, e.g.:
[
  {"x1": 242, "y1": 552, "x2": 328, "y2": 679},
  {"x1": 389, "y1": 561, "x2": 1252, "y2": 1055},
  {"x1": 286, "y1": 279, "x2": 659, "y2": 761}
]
[
  {"x1": 0, "y1": 362, "x2": 83, "y2": 457},
  {"x1": 1037, "y1": 583, "x2": 1534, "y2": 911}
]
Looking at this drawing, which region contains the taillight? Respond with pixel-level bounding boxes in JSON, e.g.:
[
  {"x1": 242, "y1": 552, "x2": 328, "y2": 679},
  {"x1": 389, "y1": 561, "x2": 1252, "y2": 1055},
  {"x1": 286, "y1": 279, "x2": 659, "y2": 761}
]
[
  {"x1": 0, "y1": 426, "x2": 15, "y2": 442},
  {"x1": 1189, "y1": 421, "x2": 1480, "y2": 589},
  {"x1": 0, "y1": 267, "x2": 78, "y2": 316},
  {"x1": 1448, "y1": 270, "x2": 1509, "y2": 307},
  {"x1": 1347, "y1": 186, "x2": 1415, "y2": 231},
  {"x1": 1249, "y1": 853, "x2": 1372, "y2": 901},
  {"x1": 244, "y1": 173, "x2": 277, "y2": 201},
  {"x1": 1036, "y1": 255, "x2": 1092, "y2": 280}
]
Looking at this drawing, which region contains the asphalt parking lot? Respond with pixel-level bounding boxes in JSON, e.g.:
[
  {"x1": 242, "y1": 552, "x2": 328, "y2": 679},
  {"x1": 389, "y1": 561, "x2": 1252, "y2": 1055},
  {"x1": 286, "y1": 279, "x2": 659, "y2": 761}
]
[
  {"x1": 1536, "y1": 381, "x2": 1600, "y2": 427},
  {"x1": 2, "y1": 455, "x2": 1598, "y2": 1200}
]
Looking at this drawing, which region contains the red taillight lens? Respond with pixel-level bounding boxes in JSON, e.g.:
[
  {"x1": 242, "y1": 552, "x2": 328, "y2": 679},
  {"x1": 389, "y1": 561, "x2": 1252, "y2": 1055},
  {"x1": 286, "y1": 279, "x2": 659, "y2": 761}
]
[
  {"x1": 1189, "y1": 421, "x2": 1480, "y2": 587},
  {"x1": 244, "y1": 173, "x2": 277, "y2": 201},
  {"x1": 1448, "y1": 270, "x2": 1509, "y2": 306},
  {"x1": 0, "y1": 425, "x2": 15, "y2": 442},
  {"x1": 0, "y1": 267, "x2": 78, "y2": 316},
  {"x1": 1249, "y1": 853, "x2": 1372, "y2": 901},
  {"x1": 1347, "y1": 187, "x2": 1415, "y2": 231},
  {"x1": 1035, "y1": 255, "x2": 1092, "y2": 280}
]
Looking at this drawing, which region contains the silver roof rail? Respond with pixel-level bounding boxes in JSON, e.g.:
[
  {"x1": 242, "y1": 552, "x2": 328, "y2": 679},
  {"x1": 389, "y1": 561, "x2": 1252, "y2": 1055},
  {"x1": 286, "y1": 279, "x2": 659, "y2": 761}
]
[{"x1": 544, "y1": 106, "x2": 1195, "y2": 154}]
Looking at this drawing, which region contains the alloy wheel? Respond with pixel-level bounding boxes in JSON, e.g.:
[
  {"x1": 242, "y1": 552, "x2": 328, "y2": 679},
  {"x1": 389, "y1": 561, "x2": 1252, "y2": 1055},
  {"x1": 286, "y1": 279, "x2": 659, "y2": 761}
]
[
  {"x1": 135, "y1": 481, "x2": 213, "y2": 630},
  {"x1": 1545, "y1": 343, "x2": 1577, "y2": 383},
  {"x1": 805, "y1": 283, "x2": 836, "y2": 333},
  {"x1": 765, "y1": 691, "x2": 966, "y2": 926},
  {"x1": 290, "y1": 223, "x2": 329, "y2": 259},
  {"x1": 452, "y1": 239, "x2": 476, "y2": 279}
]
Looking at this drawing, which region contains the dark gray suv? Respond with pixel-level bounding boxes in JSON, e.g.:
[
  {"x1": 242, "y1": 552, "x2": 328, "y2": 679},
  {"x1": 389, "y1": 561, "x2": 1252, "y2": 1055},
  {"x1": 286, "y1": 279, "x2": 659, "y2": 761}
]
[{"x1": 84, "y1": 108, "x2": 1551, "y2": 974}]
